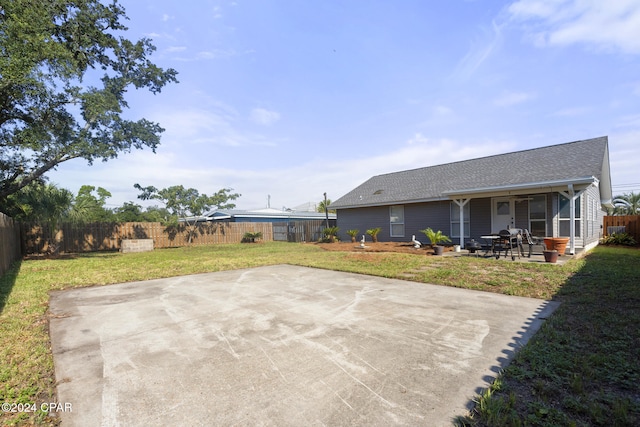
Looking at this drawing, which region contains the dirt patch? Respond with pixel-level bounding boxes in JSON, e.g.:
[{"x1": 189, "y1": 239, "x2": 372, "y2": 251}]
[{"x1": 313, "y1": 241, "x2": 453, "y2": 255}]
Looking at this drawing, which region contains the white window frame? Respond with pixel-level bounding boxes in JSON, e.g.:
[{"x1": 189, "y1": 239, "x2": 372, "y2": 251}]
[
  {"x1": 559, "y1": 193, "x2": 581, "y2": 237},
  {"x1": 390, "y1": 205, "x2": 405, "y2": 237}
]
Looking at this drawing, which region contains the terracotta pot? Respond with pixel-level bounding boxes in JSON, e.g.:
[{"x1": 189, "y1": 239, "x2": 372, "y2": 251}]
[
  {"x1": 543, "y1": 250, "x2": 558, "y2": 263},
  {"x1": 543, "y1": 238, "x2": 554, "y2": 251},
  {"x1": 553, "y1": 237, "x2": 570, "y2": 256}
]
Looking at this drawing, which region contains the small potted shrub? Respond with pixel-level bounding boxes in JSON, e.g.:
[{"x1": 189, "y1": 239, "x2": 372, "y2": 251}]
[
  {"x1": 420, "y1": 227, "x2": 451, "y2": 255},
  {"x1": 346, "y1": 229, "x2": 359, "y2": 243},
  {"x1": 366, "y1": 227, "x2": 382, "y2": 243}
]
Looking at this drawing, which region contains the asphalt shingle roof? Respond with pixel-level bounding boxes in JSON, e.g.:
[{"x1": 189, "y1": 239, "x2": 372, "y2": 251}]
[{"x1": 330, "y1": 136, "x2": 609, "y2": 209}]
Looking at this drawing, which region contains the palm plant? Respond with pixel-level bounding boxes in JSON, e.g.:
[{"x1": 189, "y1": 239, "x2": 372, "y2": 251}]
[
  {"x1": 346, "y1": 229, "x2": 359, "y2": 243},
  {"x1": 612, "y1": 192, "x2": 640, "y2": 215},
  {"x1": 419, "y1": 227, "x2": 451, "y2": 247},
  {"x1": 323, "y1": 226, "x2": 340, "y2": 242},
  {"x1": 366, "y1": 227, "x2": 381, "y2": 243}
]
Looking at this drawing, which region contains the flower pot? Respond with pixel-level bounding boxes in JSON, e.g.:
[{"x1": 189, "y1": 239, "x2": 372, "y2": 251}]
[
  {"x1": 553, "y1": 237, "x2": 570, "y2": 256},
  {"x1": 543, "y1": 250, "x2": 558, "y2": 263},
  {"x1": 543, "y1": 237, "x2": 554, "y2": 251},
  {"x1": 433, "y1": 245, "x2": 444, "y2": 256}
]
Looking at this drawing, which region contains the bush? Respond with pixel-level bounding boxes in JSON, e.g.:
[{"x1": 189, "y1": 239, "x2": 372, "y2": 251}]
[
  {"x1": 346, "y1": 229, "x2": 360, "y2": 242},
  {"x1": 322, "y1": 226, "x2": 340, "y2": 243},
  {"x1": 419, "y1": 227, "x2": 451, "y2": 247},
  {"x1": 366, "y1": 227, "x2": 382, "y2": 243},
  {"x1": 600, "y1": 232, "x2": 637, "y2": 246},
  {"x1": 242, "y1": 231, "x2": 263, "y2": 243}
]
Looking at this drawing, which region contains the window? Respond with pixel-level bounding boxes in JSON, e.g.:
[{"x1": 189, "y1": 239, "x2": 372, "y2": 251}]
[
  {"x1": 559, "y1": 194, "x2": 581, "y2": 237},
  {"x1": 390, "y1": 205, "x2": 404, "y2": 237},
  {"x1": 529, "y1": 195, "x2": 546, "y2": 237},
  {"x1": 450, "y1": 202, "x2": 470, "y2": 238}
]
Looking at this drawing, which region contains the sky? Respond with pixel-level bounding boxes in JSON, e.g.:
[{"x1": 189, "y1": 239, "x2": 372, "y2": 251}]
[{"x1": 48, "y1": 0, "x2": 640, "y2": 211}]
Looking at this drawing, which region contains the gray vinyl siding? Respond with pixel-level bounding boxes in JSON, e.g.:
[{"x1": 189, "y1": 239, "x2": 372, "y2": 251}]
[
  {"x1": 336, "y1": 201, "x2": 452, "y2": 243},
  {"x1": 408, "y1": 201, "x2": 450, "y2": 243},
  {"x1": 583, "y1": 184, "x2": 604, "y2": 247},
  {"x1": 335, "y1": 207, "x2": 389, "y2": 242},
  {"x1": 469, "y1": 198, "x2": 491, "y2": 240}
]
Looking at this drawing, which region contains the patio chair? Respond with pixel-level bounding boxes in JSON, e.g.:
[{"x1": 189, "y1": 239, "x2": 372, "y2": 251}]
[{"x1": 521, "y1": 229, "x2": 546, "y2": 257}]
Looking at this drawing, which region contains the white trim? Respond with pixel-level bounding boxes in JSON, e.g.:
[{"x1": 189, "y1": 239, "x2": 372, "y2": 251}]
[
  {"x1": 451, "y1": 199, "x2": 470, "y2": 247},
  {"x1": 443, "y1": 176, "x2": 597, "y2": 197}
]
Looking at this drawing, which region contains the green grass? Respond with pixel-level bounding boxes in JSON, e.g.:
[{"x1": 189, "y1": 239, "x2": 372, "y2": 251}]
[
  {"x1": 457, "y1": 245, "x2": 640, "y2": 426},
  {"x1": 0, "y1": 242, "x2": 638, "y2": 425}
]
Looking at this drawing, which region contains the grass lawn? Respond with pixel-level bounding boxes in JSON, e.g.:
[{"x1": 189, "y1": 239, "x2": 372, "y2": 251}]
[{"x1": 0, "y1": 242, "x2": 638, "y2": 425}]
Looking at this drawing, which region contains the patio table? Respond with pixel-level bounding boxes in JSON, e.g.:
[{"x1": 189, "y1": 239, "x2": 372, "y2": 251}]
[{"x1": 480, "y1": 235, "x2": 499, "y2": 257}]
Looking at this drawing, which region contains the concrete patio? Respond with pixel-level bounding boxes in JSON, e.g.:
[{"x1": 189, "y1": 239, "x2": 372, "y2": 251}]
[{"x1": 49, "y1": 265, "x2": 559, "y2": 426}]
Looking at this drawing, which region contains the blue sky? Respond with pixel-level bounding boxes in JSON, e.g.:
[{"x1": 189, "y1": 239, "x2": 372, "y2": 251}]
[{"x1": 49, "y1": 0, "x2": 640, "y2": 211}]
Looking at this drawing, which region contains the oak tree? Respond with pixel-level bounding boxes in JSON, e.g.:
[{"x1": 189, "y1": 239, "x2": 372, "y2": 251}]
[{"x1": 0, "y1": 0, "x2": 178, "y2": 202}]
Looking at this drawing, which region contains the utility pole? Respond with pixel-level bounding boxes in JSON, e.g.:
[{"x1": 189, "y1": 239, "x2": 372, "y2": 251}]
[{"x1": 323, "y1": 192, "x2": 329, "y2": 229}]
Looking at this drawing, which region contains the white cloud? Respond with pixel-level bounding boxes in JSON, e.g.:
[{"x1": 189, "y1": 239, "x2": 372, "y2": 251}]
[
  {"x1": 165, "y1": 46, "x2": 187, "y2": 53},
  {"x1": 250, "y1": 108, "x2": 281, "y2": 126},
  {"x1": 452, "y1": 20, "x2": 504, "y2": 80},
  {"x1": 507, "y1": 0, "x2": 640, "y2": 54},
  {"x1": 47, "y1": 136, "x2": 514, "y2": 211},
  {"x1": 493, "y1": 91, "x2": 536, "y2": 107},
  {"x1": 553, "y1": 106, "x2": 591, "y2": 117}
]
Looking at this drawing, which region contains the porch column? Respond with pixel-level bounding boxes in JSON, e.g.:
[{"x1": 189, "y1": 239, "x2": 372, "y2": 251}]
[
  {"x1": 452, "y1": 198, "x2": 470, "y2": 249},
  {"x1": 559, "y1": 185, "x2": 586, "y2": 256}
]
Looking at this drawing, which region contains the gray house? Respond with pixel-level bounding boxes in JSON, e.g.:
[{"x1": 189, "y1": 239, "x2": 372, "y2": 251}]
[{"x1": 329, "y1": 136, "x2": 613, "y2": 255}]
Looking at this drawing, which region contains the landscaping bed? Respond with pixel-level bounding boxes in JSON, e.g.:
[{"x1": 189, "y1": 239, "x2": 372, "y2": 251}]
[{"x1": 313, "y1": 241, "x2": 451, "y2": 255}]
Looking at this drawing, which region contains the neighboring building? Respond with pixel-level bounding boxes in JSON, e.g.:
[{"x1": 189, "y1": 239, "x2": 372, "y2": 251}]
[
  {"x1": 329, "y1": 136, "x2": 613, "y2": 254},
  {"x1": 200, "y1": 208, "x2": 336, "y2": 223}
]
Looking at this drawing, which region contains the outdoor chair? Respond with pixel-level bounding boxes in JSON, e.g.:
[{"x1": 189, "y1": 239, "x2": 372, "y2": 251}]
[
  {"x1": 493, "y1": 229, "x2": 521, "y2": 261},
  {"x1": 521, "y1": 229, "x2": 546, "y2": 257}
]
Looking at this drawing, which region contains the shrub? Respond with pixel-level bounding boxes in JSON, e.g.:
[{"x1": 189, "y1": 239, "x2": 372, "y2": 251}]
[
  {"x1": 346, "y1": 229, "x2": 359, "y2": 242},
  {"x1": 600, "y1": 232, "x2": 637, "y2": 246},
  {"x1": 419, "y1": 227, "x2": 451, "y2": 247},
  {"x1": 322, "y1": 226, "x2": 340, "y2": 242},
  {"x1": 366, "y1": 227, "x2": 382, "y2": 243},
  {"x1": 242, "y1": 231, "x2": 263, "y2": 243}
]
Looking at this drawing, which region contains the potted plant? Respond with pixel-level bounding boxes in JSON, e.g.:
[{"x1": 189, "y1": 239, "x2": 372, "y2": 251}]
[
  {"x1": 420, "y1": 227, "x2": 451, "y2": 255},
  {"x1": 366, "y1": 227, "x2": 382, "y2": 243},
  {"x1": 543, "y1": 249, "x2": 559, "y2": 263},
  {"x1": 346, "y1": 229, "x2": 359, "y2": 243}
]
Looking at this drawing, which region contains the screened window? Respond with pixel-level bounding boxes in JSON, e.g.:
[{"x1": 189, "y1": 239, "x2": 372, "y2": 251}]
[
  {"x1": 390, "y1": 205, "x2": 405, "y2": 237},
  {"x1": 529, "y1": 195, "x2": 546, "y2": 237},
  {"x1": 450, "y1": 202, "x2": 470, "y2": 238},
  {"x1": 559, "y1": 194, "x2": 581, "y2": 237}
]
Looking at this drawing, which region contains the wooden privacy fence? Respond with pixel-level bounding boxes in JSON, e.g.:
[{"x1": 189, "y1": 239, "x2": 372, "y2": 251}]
[
  {"x1": 0, "y1": 212, "x2": 22, "y2": 276},
  {"x1": 603, "y1": 215, "x2": 640, "y2": 242},
  {"x1": 20, "y1": 221, "x2": 274, "y2": 254}
]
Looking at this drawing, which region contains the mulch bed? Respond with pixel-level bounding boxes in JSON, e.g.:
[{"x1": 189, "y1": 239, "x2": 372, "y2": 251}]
[{"x1": 312, "y1": 241, "x2": 453, "y2": 255}]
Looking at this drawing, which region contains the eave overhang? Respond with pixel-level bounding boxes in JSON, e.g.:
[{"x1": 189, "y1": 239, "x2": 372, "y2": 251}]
[{"x1": 442, "y1": 177, "x2": 598, "y2": 199}]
